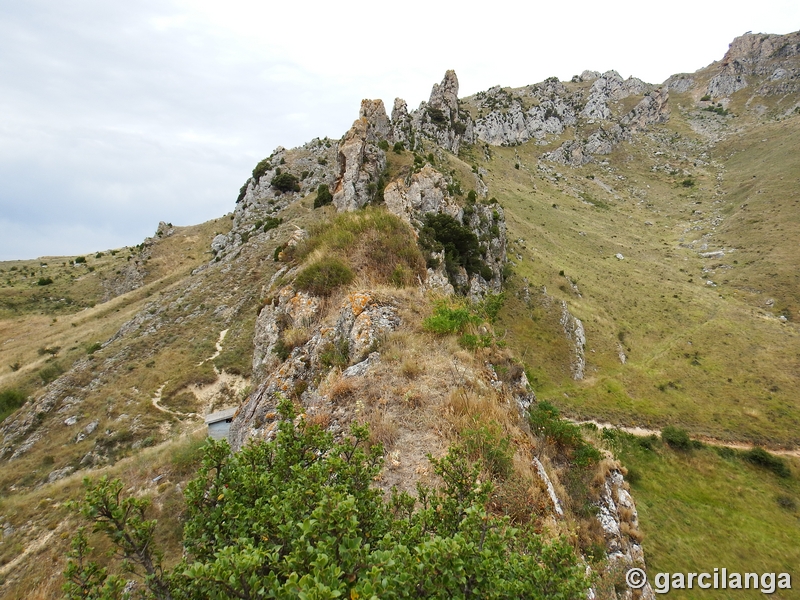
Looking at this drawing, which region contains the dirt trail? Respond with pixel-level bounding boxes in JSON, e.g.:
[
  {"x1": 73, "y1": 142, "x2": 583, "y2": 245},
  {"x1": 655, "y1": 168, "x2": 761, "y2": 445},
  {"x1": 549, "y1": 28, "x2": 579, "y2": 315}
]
[
  {"x1": 150, "y1": 328, "x2": 246, "y2": 421},
  {"x1": 572, "y1": 419, "x2": 800, "y2": 458},
  {"x1": 198, "y1": 328, "x2": 228, "y2": 366},
  {"x1": 0, "y1": 526, "x2": 58, "y2": 578}
]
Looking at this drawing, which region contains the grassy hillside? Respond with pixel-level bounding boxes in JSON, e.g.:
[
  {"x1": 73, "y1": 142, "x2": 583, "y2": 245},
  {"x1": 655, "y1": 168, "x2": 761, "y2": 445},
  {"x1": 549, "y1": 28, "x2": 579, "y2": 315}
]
[
  {"x1": 475, "y1": 110, "x2": 800, "y2": 447},
  {"x1": 611, "y1": 431, "x2": 800, "y2": 599}
]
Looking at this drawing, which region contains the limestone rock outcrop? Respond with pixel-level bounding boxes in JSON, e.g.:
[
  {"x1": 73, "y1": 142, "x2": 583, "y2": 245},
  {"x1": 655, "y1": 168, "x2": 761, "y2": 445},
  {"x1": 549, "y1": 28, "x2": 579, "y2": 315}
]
[
  {"x1": 706, "y1": 31, "x2": 800, "y2": 98},
  {"x1": 383, "y1": 165, "x2": 506, "y2": 296},
  {"x1": 594, "y1": 470, "x2": 656, "y2": 600},
  {"x1": 472, "y1": 79, "x2": 578, "y2": 146},
  {"x1": 383, "y1": 165, "x2": 460, "y2": 226},
  {"x1": 390, "y1": 98, "x2": 413, "y2": 147},
  {"x1": 332, "y1": 107, "x2": 387, "y2": 212},
  {"x1": 229, "y1": 289, "x2": 401, "y2": 451},
  {"x1": 559, "y1": 300, "x2": 585, "y2": 380},
  {"x1": 412, "y1": 70, "x2": 474, "y2": 153}
]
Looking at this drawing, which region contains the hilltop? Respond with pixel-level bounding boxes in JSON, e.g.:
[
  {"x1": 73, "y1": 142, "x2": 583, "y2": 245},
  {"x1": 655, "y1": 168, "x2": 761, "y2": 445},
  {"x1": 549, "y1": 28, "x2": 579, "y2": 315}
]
[{"x1": 1, "y1": 30, "x2": 799, "y2": 599}]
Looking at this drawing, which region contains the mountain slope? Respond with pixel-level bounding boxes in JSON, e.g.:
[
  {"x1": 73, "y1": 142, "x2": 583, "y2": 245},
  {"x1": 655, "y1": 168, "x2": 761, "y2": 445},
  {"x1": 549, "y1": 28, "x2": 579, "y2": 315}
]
[{"x1": 1, "y1": 30, "x2": 800, "y2": 599}]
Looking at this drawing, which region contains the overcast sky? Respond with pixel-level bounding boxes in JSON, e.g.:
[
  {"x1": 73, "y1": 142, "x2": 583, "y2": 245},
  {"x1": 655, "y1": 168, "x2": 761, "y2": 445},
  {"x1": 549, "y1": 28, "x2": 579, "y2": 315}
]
[{"x1": 0, "y1": 0, "x2": 798, "y2": 260}]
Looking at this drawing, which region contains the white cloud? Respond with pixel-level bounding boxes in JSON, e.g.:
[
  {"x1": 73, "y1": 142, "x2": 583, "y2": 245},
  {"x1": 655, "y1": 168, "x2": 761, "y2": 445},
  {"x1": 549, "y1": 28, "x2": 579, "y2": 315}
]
[{"x1": 0, "y1": 0, "x2": 798, "y2": 259}]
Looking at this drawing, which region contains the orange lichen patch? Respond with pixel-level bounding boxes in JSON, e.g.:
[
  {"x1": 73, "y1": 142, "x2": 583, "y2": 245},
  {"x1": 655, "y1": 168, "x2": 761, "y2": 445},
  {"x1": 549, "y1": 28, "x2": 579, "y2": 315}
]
[
  {"x1": 346, "y1": 292, "x2": 373, "y2": 317},
  {"x1": 288, "y1": 293, "x2": 317, "y2": 319}
]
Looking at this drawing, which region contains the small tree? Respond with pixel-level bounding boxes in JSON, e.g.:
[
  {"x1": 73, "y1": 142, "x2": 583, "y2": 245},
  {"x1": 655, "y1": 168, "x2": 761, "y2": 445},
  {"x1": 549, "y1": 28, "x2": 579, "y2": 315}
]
[
  {"x1": 271, "y1": 172, "x2": 300, "y2": 193},
  {"x1": 314, "y1": 183, "x2": 333, "y2": 208},
  {"x1": 65, "y1": 397, "x2": 590, "y2": 599}
]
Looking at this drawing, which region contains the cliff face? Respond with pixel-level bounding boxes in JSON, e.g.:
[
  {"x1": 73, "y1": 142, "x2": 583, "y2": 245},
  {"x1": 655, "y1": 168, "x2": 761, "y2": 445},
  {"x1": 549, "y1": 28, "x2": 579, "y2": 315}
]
[{"x1": 707, "y1": 31, "x2": 800, "y2": 97}]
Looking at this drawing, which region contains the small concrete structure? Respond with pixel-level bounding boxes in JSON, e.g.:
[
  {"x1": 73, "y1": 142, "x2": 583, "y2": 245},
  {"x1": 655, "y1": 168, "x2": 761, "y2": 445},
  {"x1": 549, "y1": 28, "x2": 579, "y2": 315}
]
[{"x1": 205, "y1": 407, "x2": 237, "y2": 441}]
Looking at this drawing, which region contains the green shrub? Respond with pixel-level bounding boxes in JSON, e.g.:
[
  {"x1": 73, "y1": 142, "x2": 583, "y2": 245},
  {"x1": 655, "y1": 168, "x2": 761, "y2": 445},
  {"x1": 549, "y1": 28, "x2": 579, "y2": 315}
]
[
  {"x1": 744, "y1": 447, "x2": 791, "y2": 478},
  {"x1": 703, "y1": 105, "x2": 729, "y2": 116},
  {"x1": 271, "y1": 172, "x2": 300, "y2": 193},
  {"x1": 262, "y1": 217, "x2": 282, "y2": 232},
  {"x1": 237, "y1": 182, "x2": 249, "y2": 202},
  {"x1": 700, "y1": 94, "x2": 711, "y2": 101},
  {"x1": 86, "y1": 342, "x2": 102, "y2": 355},
  {"x1": 528, "y1": 402, "x2": 600, "y2": 467},
  {"x1": 423, "y1": 304, "x2": 478, "y2": 335},
  {"x1": 458, "y1": 333, "x2": 493, "y2": 350},
  {"x1": 462, "y1": 423, "x2": 513, "y2": 479},
  {"x1": 428, "y1": 107, "x2": 447, "y2": 125},
  {"x1": 377, "y1": 139, "x2": 389, "y2": 151},
  {"x1": 0, "y1": 388, "x2": 27, "y2": 421},
  {"x1": 314, "y1": 183, "x2": 333, "y2": 208},
  {"x1": 37, "y1": 277, "x2": 53, "y2": 286},
  {"x1": 661, "y1": 425, "x2": 692, "y2": 450},
  {"x1": 295, "y1": 257, "x2": 354, "y2": 296},
  {"x1": 319, "y1": 338, "x2": 350, "y2": 369},
  {"x1": 64, "y1": 397, "x2": 589, "y2": 599},
  {"x1": 38, "y1": 362, "x2": 64, "y2": 385},
  {"x1": 252, "y1": 158, "x2": 272, "y2": 181},
  {"x1": 418, "y1": 213, "x2": 491, "y2": 290},
  {"x1": 392, "y1": 141, "x2": 405, "y2": 153},
  {"x1": 74, "y1": 256, "x2": 86, "y2": 264}
]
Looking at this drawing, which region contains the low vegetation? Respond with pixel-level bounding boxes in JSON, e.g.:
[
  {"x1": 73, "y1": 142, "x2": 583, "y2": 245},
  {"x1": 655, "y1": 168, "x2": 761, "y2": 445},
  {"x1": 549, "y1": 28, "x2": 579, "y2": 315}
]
[
  {"x1": 605, "y1": 429, "x2": 800, "y2": 599},
  {"x1": 64, "y1": 398, "x2": 589, "y2": 599}
]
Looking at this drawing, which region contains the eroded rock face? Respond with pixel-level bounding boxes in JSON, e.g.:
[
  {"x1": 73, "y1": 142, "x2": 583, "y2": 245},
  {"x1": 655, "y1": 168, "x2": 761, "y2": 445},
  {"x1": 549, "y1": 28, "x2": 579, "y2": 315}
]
[
  {"x1": 333, "y1": 112, "x2": 387, "y2": 212},
  {"x1": 383, "y1": 165, "x2": 506, "y2": 296},
  {"x1": 383, "y1": 165, "x2": 460, "y2": 226},
  {"x1": 706, "y1": 31, "x2": 800, "y2": 98},
  {"x1": 595, "y1": 470, "x2": 656, "y2": 600},
  {"x1": 230, "y1": 290, "x2": 401, "y2": 451},
  {"x1": 391, "y1": 98, "x2": 413, "y2": 146},
  {"x1": 582, "y1": 71, "x2": 647, "y2": 120},
  {"x1": 620, "y1": 88, "x2": 670, "y2": 130},
  {"x1": 359, "y1": 99, "x2": 391, "y2": 143},
  {"x1": 412, "y1": 70, "x2": 473, "y2": 153},
  {"x1": 252, "y1": 286, "x2": 320, "y2": 381},
  {"x1": 664, "y1": 74, "x2": 695, "y2": 93},
  {"x1": 559, "y1": 300, "x2": 585, "y2": 380},
  {"x1": 544, "y1": 88, "x2": 669, "y2": 167},
  {"x1": 474, "y1": 94, "x2": 574, "y2": 145}
]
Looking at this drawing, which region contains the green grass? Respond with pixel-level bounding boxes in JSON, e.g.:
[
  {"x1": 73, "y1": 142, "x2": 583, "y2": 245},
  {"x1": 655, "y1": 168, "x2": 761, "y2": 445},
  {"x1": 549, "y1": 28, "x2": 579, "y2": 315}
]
[
  {"x1": 487, "y1": 111, "x2": 800, "y2": 446},
  {"x1": 613, "y1": 434, "x2": 800, "y2": 599},
  {"x1": 290, "y1": 206, "x2": 425, "y2": 288}
]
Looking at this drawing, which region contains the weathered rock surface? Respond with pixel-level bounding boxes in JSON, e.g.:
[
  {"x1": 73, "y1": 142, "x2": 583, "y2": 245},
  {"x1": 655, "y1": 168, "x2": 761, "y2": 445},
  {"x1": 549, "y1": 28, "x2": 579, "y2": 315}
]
[
  {"x1": 332, "y1": 106, "x2": 388, "y2": 212},
  {"x1": 544, "y1": 87, "x2": 669, "y2": 166},
  {"x1": 383, "y1": 165, "x2": 460, "y2": 225},
  {"x1": 471, "y1": 79, "x2": 578, "y2": 146},
  {"x1": 390, "y1": 98, "x2": 413, "y2": 146},
  {"x1": 706, "y1": 31, "x2": 800, "y2": 98},
  {"x1": 594, "y1": 469, "x2": 656, "y2": 600},
  {"x1": 412, "y1": 70, "x2": 473, "y2": 153},
  {"x1": 559, "y1": 300, "x2": 586, "y2": 380},
  {"x1": 383, "y1": 165, "x2": 506, "y2": 295},
  {"x1": 663, "y1": 74, "x2": 695, "y2": 93},
  {"x1": 230, "y1": 290, "x2": 401, "y2": 451}
]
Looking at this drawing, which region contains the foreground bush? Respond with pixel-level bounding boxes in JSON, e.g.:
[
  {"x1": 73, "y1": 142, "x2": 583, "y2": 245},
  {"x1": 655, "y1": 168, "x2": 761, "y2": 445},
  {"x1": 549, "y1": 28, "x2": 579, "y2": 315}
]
[
  {"x1": 295, "y1": 256, "x2": 355, "y2": 296},
  {"x1": 65, "y1": 398, "x2": 589, "y2": 599}
]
